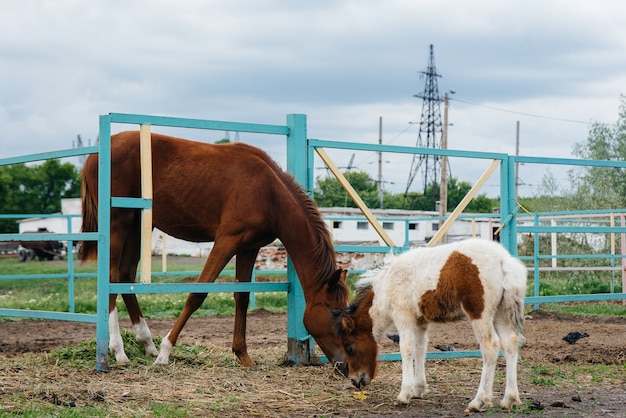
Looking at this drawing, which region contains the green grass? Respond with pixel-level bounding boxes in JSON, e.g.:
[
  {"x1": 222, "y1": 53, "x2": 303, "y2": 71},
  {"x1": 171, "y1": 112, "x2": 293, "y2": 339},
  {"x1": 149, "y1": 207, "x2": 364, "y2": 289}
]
[
  {"x1": 1, "y1": 255, "x2": 625, "y2": 319},
  {"x1": 0, "y1": 256, "x2": 288, "y2": 318}
]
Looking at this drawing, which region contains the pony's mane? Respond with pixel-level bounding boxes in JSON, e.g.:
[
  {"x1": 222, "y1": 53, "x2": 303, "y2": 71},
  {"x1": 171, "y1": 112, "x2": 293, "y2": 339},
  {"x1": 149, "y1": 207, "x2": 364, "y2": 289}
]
[
  {"x1": 355, "y1": 251, "x2": 397, "y2": 291},
  {"x1": 346, "y1": 285, "x2": 375, "y2": 316}
]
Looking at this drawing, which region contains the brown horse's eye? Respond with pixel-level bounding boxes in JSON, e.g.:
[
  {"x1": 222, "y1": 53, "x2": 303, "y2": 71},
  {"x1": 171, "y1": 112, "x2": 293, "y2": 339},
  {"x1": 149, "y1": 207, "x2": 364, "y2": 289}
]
[{"x1": 344, "y1": 344, "x2": 355, "y2": 355}]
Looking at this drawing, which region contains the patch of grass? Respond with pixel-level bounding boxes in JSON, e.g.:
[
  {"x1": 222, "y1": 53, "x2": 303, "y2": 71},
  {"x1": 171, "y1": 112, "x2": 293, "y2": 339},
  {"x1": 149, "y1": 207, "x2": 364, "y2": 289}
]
[
  {"x1": 51, "y1": 329, "x2": 164, "y2": 368},
  {"x1": 535, "y1": 274, "x2": 623, "y2": 296},
  {"x1": 540, "y1": 301, "x2": 626, "y2": 316},
  {"x1": 0, "y1": 256, "x2": 287, "y2": 318},
  {"x1": 530, "y1": 365, "x2": 564, "y2": 386},
  {"x1": 2, "y1": 256, "x2": 625, "y2": 320},
  {"x1": 148, "y1": 403, "x2": 189, "y2": 417}
]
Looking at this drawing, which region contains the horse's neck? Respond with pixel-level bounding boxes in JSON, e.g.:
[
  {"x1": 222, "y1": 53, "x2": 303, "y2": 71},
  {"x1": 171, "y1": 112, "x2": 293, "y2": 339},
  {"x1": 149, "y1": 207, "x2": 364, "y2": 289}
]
[{"x1": 277, "y1": 210, "x2": 335, "y2": 296}]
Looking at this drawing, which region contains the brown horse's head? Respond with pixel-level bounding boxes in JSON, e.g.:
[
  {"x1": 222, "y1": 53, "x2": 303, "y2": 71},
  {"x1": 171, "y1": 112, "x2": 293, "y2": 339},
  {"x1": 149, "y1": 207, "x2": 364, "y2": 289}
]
[
  {"x1": 331, "y1": 287, "x2": 378, "y2": 388},
  {"x1": 302, "y1": 269, "x2": 354, "y2": 374}
]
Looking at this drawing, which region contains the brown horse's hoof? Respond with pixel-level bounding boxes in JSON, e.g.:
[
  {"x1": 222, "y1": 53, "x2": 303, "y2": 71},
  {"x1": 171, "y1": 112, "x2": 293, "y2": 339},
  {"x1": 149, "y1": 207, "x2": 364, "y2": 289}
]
[{"x1": 236, "y1": 353, "x2": 256, "y2": 367}]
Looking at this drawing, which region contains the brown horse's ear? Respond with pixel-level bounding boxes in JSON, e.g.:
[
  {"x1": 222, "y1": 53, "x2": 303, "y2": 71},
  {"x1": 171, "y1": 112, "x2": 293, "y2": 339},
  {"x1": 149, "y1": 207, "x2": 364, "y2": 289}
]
[
  {"x1": 341, "y1": 316, "x2": 354, "y2": 335},
  {"x1": 329, "y1": 269, "x2": 347, "y2": 289}
]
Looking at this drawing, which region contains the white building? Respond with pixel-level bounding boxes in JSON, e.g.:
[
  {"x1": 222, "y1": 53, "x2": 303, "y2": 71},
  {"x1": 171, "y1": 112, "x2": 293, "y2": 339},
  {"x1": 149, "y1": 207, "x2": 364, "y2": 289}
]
[
  {"x1": 16, "y1": 199, "x2": 499, "y2": 258},
  {"x1": 18, "y1": 198, "x2": 82, "y2": 235}
]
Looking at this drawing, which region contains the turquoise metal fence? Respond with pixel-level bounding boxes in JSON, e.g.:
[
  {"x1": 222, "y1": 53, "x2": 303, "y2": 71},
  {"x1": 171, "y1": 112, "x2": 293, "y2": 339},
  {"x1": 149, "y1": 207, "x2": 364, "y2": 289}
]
[{"x1": 2, "y1": 112, "x2": 626, "y2": 368}]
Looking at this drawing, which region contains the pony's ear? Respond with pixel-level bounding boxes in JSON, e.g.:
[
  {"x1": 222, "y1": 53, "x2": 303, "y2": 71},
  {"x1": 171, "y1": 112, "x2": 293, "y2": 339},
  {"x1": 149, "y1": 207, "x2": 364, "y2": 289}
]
[
  {"x1": 329, "y1": 269, "x2": 348, "y2": 289},
  {"x1": 341, "y1": 316, "x2": 354, "y2": 335}
]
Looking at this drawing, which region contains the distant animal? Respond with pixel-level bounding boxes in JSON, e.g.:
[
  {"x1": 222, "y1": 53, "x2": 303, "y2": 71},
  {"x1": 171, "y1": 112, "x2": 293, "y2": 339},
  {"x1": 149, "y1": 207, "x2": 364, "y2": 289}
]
[
  {"x1": 80, "y1": 131, "x2": 349, "y2": 370},
  {"x1": 387, "y1": 334, "x2": 458, "y2": 351},
  {"x1": 333, "y1": 238, "x2": 527, "y2": 413},
  {"x1": 19, "y1": 228, "x2": 66, "y2": 261},
  {"x1": 563, "y1": 331, "x2": 589, "y2": 344},
  {"x1": 434, "y1": 344, "x2": 457, "y2": 352}
]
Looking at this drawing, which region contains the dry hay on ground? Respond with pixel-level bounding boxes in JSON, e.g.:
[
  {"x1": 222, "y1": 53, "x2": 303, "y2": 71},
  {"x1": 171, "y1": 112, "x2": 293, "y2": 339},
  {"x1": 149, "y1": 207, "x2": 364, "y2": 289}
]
[{"x1": 0, "y1": 309, "x2": 625, "y2": 417}]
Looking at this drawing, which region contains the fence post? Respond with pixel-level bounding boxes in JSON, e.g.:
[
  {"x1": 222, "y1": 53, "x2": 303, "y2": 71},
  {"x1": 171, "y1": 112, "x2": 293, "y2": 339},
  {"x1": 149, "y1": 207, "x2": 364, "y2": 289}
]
[
  {"x1": 96, "y1": 115, "x2": 112, "y2": 371},
  {"x1": 499, "y1": 156, "x2": 518, "y2": 253},
  {"x1": 285, "y1": 114, "x2": 313, "y2": 364}
]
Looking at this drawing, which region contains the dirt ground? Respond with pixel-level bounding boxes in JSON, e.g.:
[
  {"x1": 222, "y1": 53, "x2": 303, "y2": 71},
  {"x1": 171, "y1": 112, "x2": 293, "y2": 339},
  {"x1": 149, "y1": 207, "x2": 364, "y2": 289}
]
[
  {"x1": 1, "y1": 309, "x2": 625, "y2": 416},
  {"x1": 1, "y1": 309, "x2": 625, "y2": 365}
]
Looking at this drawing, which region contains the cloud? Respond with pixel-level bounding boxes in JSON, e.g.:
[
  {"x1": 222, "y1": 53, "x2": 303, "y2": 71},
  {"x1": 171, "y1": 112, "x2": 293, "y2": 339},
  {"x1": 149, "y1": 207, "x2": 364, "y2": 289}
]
[{"x1": 1, "y1": 0, "x2": 625, "y2": 198}]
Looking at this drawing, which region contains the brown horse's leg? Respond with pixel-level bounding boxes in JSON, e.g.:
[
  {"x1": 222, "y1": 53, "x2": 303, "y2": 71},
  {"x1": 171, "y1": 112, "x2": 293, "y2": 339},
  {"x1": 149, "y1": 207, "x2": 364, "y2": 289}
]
[
  {"x1": 118, "y1": 225, "x2": 158, "y2": 357},
  {"x1": 154, "y1": 241, "x2": 237, "y2": 365},
  {"x1": 107, "y1": 215, "x2": 127, "y2": 363},
  {"x1": 108, "y1": 292, "x2": 130, "y2": 364},
  {"x1": 231, "y1": 249, "x2": 259, "y2": 367},
  {"x1": 107, "y1": 209, "x2": 141, "y2": 364}
]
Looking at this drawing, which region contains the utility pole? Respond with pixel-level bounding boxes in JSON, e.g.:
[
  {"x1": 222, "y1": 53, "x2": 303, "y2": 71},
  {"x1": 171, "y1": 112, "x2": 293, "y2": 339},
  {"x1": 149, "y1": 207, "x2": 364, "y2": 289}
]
[
  {"x1": 439, "y1": 89, "x2": 454, "y2": 242},
  {"x1": 515, "y1": 121, "x2": 520, "y2": 200},
  {"x1": 378, "y1": 116, "x2": 383, "y2": 209}
]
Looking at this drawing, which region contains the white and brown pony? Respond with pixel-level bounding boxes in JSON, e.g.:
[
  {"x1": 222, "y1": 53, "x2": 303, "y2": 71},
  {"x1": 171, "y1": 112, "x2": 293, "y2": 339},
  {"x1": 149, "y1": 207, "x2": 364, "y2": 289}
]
[{"x1": 333, "y1": 238, "x2": 527, "y2": 413}]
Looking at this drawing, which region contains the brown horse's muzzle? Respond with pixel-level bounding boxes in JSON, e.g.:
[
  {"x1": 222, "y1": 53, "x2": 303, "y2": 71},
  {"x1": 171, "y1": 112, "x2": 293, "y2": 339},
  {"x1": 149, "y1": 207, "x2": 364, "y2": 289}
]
[{"x1": 334, "y1": 361, "x2": 349, "y2": 377}]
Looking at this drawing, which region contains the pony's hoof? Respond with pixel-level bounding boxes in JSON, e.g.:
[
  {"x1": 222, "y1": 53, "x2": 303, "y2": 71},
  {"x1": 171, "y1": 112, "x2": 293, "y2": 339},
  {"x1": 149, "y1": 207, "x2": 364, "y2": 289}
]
[
  {"x1": 397, "y1": 385, "x2": 428, "y2": 404},
  {"x1": 152, "y1": 357, "x2": 168, "y2": 366},
  {"x1": 500, "y1": 396, "x2": 522, "y2": 410},
  {"x1": 465, "y1": 398, "x2": 492, "y2": 413}
]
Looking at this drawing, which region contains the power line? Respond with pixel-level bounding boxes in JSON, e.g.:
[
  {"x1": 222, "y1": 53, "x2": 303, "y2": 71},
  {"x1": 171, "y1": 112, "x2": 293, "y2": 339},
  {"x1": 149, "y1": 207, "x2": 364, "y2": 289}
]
[{"x1": 452, "y1": 97, "x2": 617, "y2": 126}]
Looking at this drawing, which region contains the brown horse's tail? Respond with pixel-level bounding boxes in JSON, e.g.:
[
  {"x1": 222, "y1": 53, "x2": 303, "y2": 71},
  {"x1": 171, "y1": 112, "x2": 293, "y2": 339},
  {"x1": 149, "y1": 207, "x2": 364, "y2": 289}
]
[{"x1": 79, "y1": 169, "x2": 98, "y2": 261}]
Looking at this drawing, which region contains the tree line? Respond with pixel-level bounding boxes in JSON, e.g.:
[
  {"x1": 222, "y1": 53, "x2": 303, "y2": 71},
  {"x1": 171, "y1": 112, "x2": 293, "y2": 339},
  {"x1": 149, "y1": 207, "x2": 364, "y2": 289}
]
[{"x1": 0, "y1": 160, "x2": 80, "y2": 233}]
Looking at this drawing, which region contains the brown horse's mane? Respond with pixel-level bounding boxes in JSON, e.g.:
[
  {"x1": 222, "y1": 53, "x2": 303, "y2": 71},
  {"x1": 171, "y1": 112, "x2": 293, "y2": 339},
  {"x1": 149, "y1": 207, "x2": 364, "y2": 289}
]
[
  {"x1": 276, "y1": 164, "x2": 348, "y2": 298},
  {"x1": 232, "y1": 143, "x2": 347, "y2": 301}
]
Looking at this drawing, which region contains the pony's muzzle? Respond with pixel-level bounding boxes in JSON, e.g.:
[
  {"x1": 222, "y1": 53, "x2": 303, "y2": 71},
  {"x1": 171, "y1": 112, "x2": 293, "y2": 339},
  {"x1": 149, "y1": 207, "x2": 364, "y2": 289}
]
[{"x1": 350, "y1": 373, "x2": 371, "y2": 389}]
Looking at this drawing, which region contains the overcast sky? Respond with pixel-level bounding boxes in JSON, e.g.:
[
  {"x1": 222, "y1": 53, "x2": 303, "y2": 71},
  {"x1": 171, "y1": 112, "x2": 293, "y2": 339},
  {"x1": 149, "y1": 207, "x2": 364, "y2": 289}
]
[{"x1": 1, "y1": 1, "x2": 625, "y2": 198}]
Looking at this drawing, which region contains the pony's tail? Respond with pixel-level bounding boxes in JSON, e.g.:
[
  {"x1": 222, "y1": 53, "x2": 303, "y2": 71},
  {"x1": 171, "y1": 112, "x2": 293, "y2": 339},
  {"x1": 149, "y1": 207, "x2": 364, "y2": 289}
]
[
  {"x1": 500, "y1": 256, "x2": 527, "y2": 341},
  {"x1": 79, "y1": 167, "x2": 98, "y2": 261}
]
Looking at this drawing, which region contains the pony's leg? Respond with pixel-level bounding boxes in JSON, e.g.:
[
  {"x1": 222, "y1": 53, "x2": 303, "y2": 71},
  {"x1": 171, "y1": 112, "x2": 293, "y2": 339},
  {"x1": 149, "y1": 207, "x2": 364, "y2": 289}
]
[
  {"x1": 413, "y1": 319, "x2": 429, "y2": 396},
  {"x1": 396, "y1": 315, "x2": 428, "y2": 404},
  {"x1": 154, "y1": 241, "x2": 236, "y2": 365},
  {"x1": 494, "y1": 310, "x2": 522, "y2": 410},
  {"x1": 231, "y1": 249, "x2": 259, "y2": 367},
  {"x1": 466, "y1": 318, "x2": 500, "y2": 413}
]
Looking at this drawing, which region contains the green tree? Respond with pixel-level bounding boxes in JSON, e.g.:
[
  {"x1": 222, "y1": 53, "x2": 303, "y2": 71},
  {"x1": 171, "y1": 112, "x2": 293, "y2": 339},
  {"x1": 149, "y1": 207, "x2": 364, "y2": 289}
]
[
  {"x1": 315, "y1": 171, "x2": 495, "y2": 213},
  {"x1": 314, "y1": 171, "x2": 378, "y2": 208},
  {"x1": 570, "y1": 94, "x2": 626, "y2": 209},
  {"x1": 445, "y1": 177, "x2": 495, "y2": 213},
  {"x1": 0, "y1": 160, "x2": 81, "y2": 233},
  {"x1": 404, "y1": 177, "x2": 495, "y2": 213}
]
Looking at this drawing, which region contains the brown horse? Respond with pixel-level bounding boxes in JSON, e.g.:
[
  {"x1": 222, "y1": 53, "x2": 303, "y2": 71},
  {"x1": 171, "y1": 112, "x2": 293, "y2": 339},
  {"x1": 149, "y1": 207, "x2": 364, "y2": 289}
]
[{"x1": 80, "y1": 130, "x2": 349, "y2": 369}]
